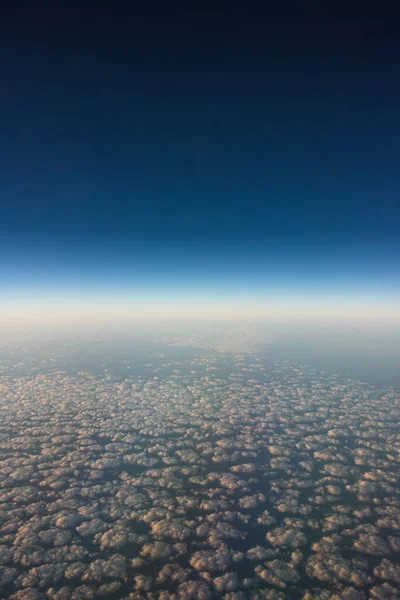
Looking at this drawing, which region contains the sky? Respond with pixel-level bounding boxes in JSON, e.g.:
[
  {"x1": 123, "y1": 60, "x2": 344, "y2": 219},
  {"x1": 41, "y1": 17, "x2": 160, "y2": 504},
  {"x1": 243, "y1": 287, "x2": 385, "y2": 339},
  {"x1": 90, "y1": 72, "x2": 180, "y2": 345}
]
[{"x1": 1, "y1": 5, "x2": 399, "y2": 322}]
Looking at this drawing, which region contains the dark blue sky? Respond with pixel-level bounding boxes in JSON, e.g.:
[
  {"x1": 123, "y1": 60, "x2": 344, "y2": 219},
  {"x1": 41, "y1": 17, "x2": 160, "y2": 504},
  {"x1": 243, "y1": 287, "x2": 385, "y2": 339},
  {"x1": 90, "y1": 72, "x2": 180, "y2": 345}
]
[{"x1": 1, "y1": 5, "x2": 399, "y2": 312}]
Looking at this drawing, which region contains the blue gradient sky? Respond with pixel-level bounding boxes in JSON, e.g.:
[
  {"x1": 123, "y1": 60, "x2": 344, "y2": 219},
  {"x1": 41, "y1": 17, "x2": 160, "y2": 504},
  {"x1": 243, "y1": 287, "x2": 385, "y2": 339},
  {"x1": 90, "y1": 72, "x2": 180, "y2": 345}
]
[{"x1": 1, "y1": 7, "x2": 399, "y2": 321}]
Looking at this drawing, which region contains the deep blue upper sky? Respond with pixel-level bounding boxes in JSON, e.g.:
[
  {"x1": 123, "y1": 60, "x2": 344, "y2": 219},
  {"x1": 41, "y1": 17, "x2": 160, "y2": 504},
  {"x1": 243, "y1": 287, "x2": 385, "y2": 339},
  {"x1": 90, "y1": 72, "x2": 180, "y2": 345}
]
[{"x1": 1, "y1": 5, "x2": 399, "y2": 303}]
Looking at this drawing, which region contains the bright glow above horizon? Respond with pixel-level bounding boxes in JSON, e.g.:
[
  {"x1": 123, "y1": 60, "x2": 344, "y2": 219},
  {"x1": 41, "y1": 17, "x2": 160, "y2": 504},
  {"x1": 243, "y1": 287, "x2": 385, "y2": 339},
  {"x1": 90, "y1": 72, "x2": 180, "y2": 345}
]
[{"x1": 2, "y1": 288, "x2": 399, "y2": 326}]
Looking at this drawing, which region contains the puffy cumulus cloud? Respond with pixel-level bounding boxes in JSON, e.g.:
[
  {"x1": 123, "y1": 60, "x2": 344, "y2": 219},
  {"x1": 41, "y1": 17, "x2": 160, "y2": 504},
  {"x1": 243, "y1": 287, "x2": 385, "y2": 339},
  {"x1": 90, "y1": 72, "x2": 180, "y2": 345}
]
[
  {"x1": 155, "y1": 593, "x2": 175, "y2": 600},
  {"x1": 173, "y1": 542, "x2": 188, "y2": 556},
  {"x1": 246, "y1": 546, "x2": 277, "y2": 561},
  {"x1": 139, "y1": 507, "x2": 170, "y2": 524},
  {"x1": 266, "y1": 527, "x2": 308, "y2": 548},
  {"x1": 37, "y1": 529, "x2": 72, "y2": 547},
  {"x1": 212, "y1": 572, "x2": 239, "y2": 592},
  {"x1": 255, "y1": 559, "x2": 300, "y2": 588},
  {"x1": 257, "y1": 511, "x2": 277, "y2": 527},
  {"x1": 346, "y1": 480, "x2": 379, "y2": 497},
  {"x1": 115, "y1": 490, "x2": 148, "y2": 509},
  {"x1": 133, "y1": 574, "x2": 152, "y2": 591},
  {"x1": 376, "y1": 516, "x2": 400, "y2": 532},
  {"x1": 196, "y1": 521, "x2": 245, "y2": 546},
  {"x1": 200, "y1": 498, "x2": 232, "y2": 512},
  {"x1": 71, "y1": 584, "x2": 96, "y2": 598},
  {"x1": 46, "y1": 587, "x2": 73, "y2": 599},
  {"x1": 98, "y1": 528, "x2": 131, "y2": 550},
  {"x1": 353, "y1": 534, "x2": 391, "y2": 556},
  {"x1": 189, "y1": 547, "x2": 232, "y2": 572},
  {"x1": 238, "y1": 493, "x2": 266, "y2": 509},
  {"x1": 369, "y1": 583, "x2": 400, "y2": 599},
  {"x1": 275, "y1": 497, "x2": 300, "y2": 514},
  {"x1": 306, "y1": 553, "x2": 368, "y2": 587},
  {"x1": 64, "y1": 562, "x2": 86, "y2": 579},
  {"x1": 388, "y1": 536, "x2": 400, "y2": 552},
  {"x1": 54, "y1": 512, "x2": 82, "y2": 530},
  {"x1": 341, "y1": 589, "x2": 367, "y2": 599},
  {"x1": 156, "y1": 563, "x2": 192, "y2": 584},
  {"x1": 97, "y1": 581, "x2": 123, "y2": 597},
  {"x1": 140, "y1": 541, "x2": 173, "y2": 560},
  {"x1": 1, "y1": 348, "x2": 400, "y2": 598},
  {"x1": 231, "y1": 463, "x2": 258, "y2": 474},
  {"x1": 301, "y1": 589, "x2": 365, "y2": 600},
  {"x1": 10, "y1": 589, "x2": 46, "y2": 600},
  {"x1": 311, "y1": 534, "x2": 341, "y2": 551},
  {"x1": 322, "y1": 514, "x2": 353, "y2": 531},
  {"x1": 283, "y1": 517, "x2": 306, "y2": 530},
  {"x1": 373, "y1": 560, "x2": 400, "y2": 584},
  {"x1": 15, "y1": 563, "x2": 66, "y2": 589},
  {"x1": 81, "y1": 554, "x2": 127, "y2": 582},
  {"x1": 76, "y1": 518, "x2": 108, "y2": 537},
  {"x1": 129, "y1": 557, "x2": 146, "y2": 570},
  {"x1": 250, "y1": 590, "x2": 289, "y2": 599},
  {"x1": 176, "y1": 580, "x2": 212, "y2": 599},
  {"x1": 290, "y1": 549, "x2": 304, "y2": 566},
  {"x1": 43, "y1": 544, "x2": 89, "y2": 565},
  {"x1": 150, "y1": 518, "x2": 193, "y2": 541}
]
